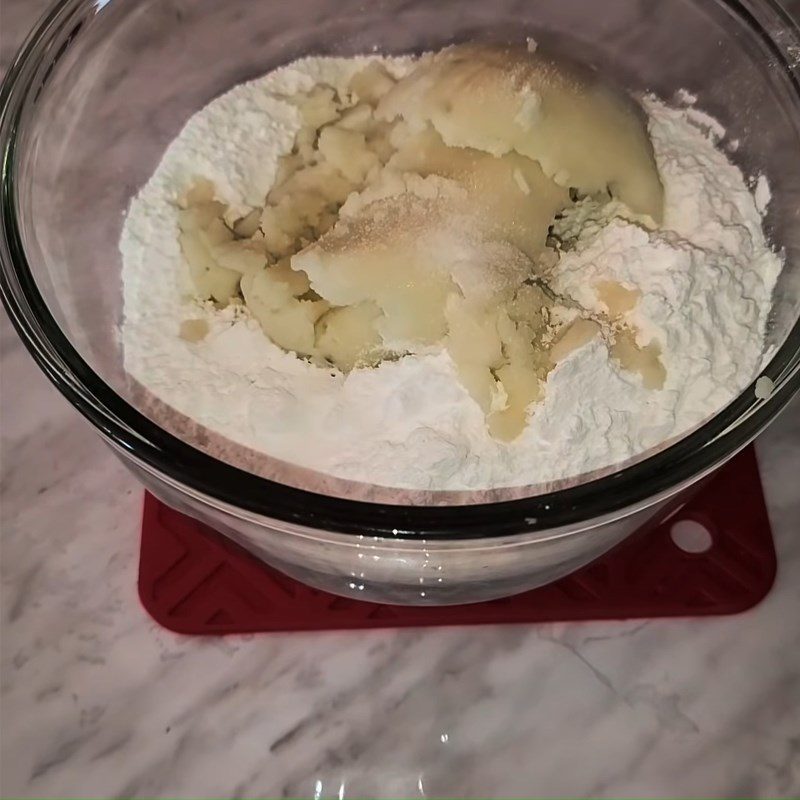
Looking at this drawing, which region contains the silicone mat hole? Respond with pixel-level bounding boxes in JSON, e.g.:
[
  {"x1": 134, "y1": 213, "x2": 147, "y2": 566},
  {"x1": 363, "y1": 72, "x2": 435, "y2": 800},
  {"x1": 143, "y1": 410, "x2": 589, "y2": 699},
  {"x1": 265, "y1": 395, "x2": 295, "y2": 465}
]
[{"x1": 670, "y1": 519, "x2": 714, "y2": 554}]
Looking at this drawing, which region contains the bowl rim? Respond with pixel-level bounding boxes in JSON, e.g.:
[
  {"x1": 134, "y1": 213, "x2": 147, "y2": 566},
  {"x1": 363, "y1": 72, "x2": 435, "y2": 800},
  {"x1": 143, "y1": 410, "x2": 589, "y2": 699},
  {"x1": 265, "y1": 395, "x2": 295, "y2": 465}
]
[{"x1": 1, "y1": 0, "x2": 800, "y2": 540}]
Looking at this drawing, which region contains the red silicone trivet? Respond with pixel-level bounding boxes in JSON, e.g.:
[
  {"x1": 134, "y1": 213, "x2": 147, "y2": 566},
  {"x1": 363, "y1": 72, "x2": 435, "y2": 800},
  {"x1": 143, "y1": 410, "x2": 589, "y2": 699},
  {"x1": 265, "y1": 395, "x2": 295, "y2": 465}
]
[{"x1": 138, "y1": 446, "x2": 776, "y2": 634}]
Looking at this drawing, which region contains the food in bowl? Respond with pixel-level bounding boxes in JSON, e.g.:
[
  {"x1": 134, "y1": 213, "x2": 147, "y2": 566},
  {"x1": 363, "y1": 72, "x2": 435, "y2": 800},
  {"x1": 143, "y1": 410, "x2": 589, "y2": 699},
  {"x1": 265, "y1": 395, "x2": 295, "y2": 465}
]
[{"x1": 120, "y1": 43, "x2": 783, "y2": 492}]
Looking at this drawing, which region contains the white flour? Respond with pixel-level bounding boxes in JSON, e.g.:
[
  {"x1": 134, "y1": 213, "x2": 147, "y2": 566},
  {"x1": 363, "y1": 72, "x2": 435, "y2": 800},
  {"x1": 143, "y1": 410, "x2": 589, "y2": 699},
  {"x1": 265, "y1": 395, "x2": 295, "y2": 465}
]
[{"x1": 121, "y1": 57, "x2": 783, "y2": 492}]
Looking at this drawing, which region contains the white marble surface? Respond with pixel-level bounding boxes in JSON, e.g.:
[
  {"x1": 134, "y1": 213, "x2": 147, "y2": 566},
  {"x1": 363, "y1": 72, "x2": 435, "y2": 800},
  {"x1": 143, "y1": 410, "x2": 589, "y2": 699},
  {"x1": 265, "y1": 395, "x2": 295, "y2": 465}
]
[{"x1": 2, "y1": 2, "x2": 800, "y2": 797}]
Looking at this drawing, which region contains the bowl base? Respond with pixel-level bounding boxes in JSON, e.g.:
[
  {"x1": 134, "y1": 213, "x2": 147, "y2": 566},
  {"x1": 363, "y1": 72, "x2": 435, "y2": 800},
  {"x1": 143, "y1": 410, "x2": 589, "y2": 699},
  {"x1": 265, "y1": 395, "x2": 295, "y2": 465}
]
[{"x1": 136, "y1": 447, "x2": 776, "y2": 632}]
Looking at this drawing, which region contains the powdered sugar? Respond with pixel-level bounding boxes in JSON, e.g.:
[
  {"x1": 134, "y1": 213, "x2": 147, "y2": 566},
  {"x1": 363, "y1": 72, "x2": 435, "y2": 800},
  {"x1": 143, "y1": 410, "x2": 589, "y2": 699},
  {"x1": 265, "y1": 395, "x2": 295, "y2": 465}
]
[{"x1": 121, "y1": 56, "x2": 782, "y2": 492}]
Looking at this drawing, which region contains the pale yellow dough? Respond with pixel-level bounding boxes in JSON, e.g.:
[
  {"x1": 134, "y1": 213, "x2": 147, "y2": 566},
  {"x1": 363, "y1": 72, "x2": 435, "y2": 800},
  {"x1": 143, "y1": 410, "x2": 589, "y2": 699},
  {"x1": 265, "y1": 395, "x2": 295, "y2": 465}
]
[
  {"x1": 377, "y1": 43, "x2": 664, "y2": 221},
  {"x1": 177, "y1": 46, "x2": 666, "y2": 441}
]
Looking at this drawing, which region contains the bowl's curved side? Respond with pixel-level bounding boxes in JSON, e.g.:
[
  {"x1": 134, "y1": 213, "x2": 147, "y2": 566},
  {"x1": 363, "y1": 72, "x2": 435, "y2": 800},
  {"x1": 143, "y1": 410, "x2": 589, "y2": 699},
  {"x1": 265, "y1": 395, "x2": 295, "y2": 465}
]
[{"x1": 1, "y1": 0, "x2": 799, "y2": 548}]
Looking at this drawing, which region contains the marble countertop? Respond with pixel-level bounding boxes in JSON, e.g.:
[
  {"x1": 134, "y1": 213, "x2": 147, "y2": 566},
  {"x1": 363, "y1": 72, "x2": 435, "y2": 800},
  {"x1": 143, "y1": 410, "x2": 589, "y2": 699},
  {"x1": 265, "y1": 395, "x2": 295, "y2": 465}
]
[{"x1": 2, "y1": 2, "x2": 800, "y2": 797}]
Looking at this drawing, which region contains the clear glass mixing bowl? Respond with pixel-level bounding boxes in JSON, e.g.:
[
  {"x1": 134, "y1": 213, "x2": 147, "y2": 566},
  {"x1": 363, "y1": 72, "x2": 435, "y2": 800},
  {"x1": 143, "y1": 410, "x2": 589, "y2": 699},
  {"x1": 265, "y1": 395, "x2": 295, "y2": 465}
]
[{"x1": 2, "y1": 0, "x2": 799, "y2": 604}]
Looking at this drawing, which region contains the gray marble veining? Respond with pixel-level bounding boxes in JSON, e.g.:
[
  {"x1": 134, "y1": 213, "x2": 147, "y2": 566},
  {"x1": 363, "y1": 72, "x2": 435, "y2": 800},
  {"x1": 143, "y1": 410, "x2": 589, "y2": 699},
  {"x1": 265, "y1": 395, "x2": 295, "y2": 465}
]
[{"x1": 2, "y1": 0, "x2": 800, "y2": 797}]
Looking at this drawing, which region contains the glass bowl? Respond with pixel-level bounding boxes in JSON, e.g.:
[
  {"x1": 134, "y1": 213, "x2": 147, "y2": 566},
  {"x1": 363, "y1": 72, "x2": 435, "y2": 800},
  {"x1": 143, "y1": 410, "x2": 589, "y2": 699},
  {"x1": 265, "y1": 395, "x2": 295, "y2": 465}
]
[{"x1": 2, "y1": 0, "x2": 799, "y2": 605}]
